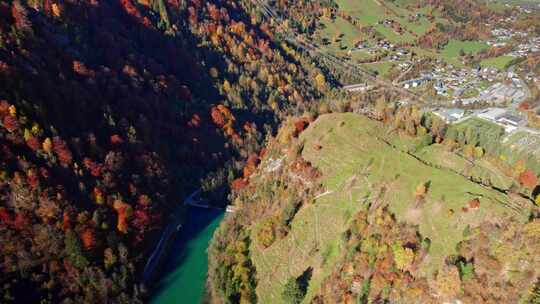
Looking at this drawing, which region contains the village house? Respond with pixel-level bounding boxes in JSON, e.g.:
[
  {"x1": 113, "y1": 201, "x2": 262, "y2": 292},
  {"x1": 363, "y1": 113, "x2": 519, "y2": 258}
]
[{"x1": 432, "y1": 108, "x2": 465, "y2": 123}]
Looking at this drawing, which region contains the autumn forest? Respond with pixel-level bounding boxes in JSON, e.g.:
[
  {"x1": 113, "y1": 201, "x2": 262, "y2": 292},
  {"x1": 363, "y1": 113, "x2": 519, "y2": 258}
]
[{"x1": 1, "y1": 0, "x2": 540, "y2": 303}]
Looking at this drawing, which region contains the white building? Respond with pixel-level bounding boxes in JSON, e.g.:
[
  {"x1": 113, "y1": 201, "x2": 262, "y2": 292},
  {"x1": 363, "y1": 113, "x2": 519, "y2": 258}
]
[
  {"x1": 477, "y1": 108, "x2": 524, "y2": 133},
  {"x1": 477, "y1": 108, "x2": 507, "y2": 122},
  {"x1": 432, "y1": 109, "x2": 466, "y2": 123}
]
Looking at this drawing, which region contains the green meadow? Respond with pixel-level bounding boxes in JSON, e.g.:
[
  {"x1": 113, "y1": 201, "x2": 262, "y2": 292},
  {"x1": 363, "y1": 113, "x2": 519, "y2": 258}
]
[{"x1": 250, "y1": 113, "x2": 529, "y2": 303}]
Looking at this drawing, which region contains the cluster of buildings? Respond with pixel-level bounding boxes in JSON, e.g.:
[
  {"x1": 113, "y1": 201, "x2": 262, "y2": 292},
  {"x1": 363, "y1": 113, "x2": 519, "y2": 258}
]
[
  {"x1": 406, "y1": 59, "x2": 528, "y2": 107},
  {"x1": 349, "y1": 2, "x2": 540, "y2": 143},
  {"x1": 432, "y1": 107, "x2": 525, "y2": 133},
  {"x1": 350, "y1": 39, "x2": 411, "y2": 63},
  {"x1": 413, "y1": 19, "x2": 538, "y2": 134},
  {"x1": 511, "y1": 36, "x2": 540, "y2": 57},
  {"x1": 402, "y1": 74, "x2": 432, "y2": 89},
  {"x1": 490, "y1": 28, "x2": 528, "y2": 41},
  {"x1": 378, "y1": 19, "x2": 403, "y2": 34},
  {"x1": 460, "y1": 80, "x2": 527, "y2": 106},
  {"x1": 477, "y1": 108, "x2": 524, "y2": 132},
  {"x1": 353, "y1": 40, "x2": 408, "y2": 55},
  {"x1": 431, "y1": 108, "x2": 466, "y2": 123},
  {"x1": 344, "y1": 1, "x2": 538, "y2": 123},
  {"x1": 488, "y1": 27, "x2": 538, "y2": 58},
  {"x1": 525, "y1": 71, "x2": 540, "y2": 83},
  {"x1": 429, "y1": 67, "x2": 530, "y2": 133}
]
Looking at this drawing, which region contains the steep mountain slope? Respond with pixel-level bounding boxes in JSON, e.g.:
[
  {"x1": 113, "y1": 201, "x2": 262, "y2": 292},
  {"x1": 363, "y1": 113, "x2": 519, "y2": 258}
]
[
  {"x1": 0, "y1": 0, "x2": 326, "y2": 302},
  {"x1": 209, "y1": 112, "x2": 540, "y2": 303}
]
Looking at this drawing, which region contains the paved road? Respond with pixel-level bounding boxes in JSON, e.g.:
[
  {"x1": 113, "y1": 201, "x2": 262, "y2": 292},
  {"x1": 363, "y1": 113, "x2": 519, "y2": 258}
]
[
  {"x1": 142, "y1": 189, "x2": 207, "y2": 283},
  {"x1": 142, "y1": 206, "x2": 183, "y2": 283}
]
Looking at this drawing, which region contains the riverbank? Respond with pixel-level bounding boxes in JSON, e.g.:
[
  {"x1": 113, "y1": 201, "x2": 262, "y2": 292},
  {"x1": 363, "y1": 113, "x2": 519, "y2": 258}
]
[{"x1": 150, "y1": 207, "x2": 224, "y2": 303}]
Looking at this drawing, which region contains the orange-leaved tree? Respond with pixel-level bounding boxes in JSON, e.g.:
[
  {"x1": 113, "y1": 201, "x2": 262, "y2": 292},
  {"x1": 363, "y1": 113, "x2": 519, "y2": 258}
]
[{"x1": 519, "y1": 170, "x2": 538, "y2": 191}]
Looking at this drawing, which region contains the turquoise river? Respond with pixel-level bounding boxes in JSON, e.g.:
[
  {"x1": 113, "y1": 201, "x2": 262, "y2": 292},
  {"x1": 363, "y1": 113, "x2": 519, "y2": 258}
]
[{"x1": 151, "y1": 208, "x2": 224, "y2": 304}]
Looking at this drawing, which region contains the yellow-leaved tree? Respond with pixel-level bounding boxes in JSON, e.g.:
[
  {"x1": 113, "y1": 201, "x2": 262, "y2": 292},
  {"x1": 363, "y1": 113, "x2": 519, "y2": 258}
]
[
  {"x1": 315, "y1": 73, "x2": 326, "y2": 92},
  {"x1": 392, "y1": 243, "x2": 415, "y2": 270}
]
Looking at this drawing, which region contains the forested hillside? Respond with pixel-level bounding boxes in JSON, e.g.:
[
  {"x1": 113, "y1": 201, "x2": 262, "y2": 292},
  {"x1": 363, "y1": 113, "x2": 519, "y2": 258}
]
[
  {"x1": 209, "y1": 112, "x2": 540, "y2": 303},
  {"x1": 2, "y1": 0, "x2": 540, "y2": 303},
  {"x1": 0, "y1": 0, "x2": 328, "y2": 302}
]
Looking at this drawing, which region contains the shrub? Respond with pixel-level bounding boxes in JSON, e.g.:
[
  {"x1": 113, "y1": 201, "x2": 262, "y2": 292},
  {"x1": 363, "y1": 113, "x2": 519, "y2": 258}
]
[
  {"x1": 64, "y1": 230, "x2": 89, "y2": 269},
  {"x1": 282, "y1": 276, "x2": 305, "y2": 304},
  {"x1": 457, "y1": 261, "x2": 475, "y2": 281}
]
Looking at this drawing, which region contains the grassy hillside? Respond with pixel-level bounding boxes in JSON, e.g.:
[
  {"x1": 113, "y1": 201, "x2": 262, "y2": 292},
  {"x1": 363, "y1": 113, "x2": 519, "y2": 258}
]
[
  {"x1": 318, "y1": 16, "x2": 363, "y2": 54},
  {"x1": 480, "y1": 55, "x2": 516, "y2": 70},
  {"x1": 333, "y1": 0, "x2": 449, "y2": 41},
  {"x1": 248, "y1": 113, "x2": 534, "y2": 303},
  {"x1": 441, "y1": 39, "x2": 489, "y2": 66},
  {"x1": 333, "y1": 0, "x2": 417, "y2": 43},
  {"x1": 363, "y1": 61, "x2": 395, "y2": 77}
]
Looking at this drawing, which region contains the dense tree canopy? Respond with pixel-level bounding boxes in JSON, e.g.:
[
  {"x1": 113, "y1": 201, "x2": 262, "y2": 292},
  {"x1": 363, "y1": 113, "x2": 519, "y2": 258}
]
[{"x1": 0, "y1": 0, "x2": 327, "y2": 302}]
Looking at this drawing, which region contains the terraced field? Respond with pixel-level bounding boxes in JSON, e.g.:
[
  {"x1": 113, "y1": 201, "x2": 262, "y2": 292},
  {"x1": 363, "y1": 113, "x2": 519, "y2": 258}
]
[{"x1": 250, "y1": 113, "x2": 531, "y2": 303}]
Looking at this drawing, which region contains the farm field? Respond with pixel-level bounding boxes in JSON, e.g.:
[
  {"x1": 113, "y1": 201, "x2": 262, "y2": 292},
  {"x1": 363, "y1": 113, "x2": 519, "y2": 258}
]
[
  {"x1": 361, "y1": 61, "x2": 394, "y2": 77},
  {"x1": 350, "y1": 50, "x2": 372, "y2": 61},
  {"x1": 333, "y1": 0, "x2": 420, "y2": 43},
  {"x1": 318, "y1": 16, "x2": 363, "y2": 53},
  {"x1": 441, "y1": 39, "x2": 489, "y2": 66},
  {"x1": 335, "y1": 0, "x2": 385, "y2": 24},
  {"x1": 402, "y1": 17, "x2": 432, "y2": 35},
  {"x1": 375, "y1": 24, "x2": 415, "y2": 43},
  {"x1": 319, "y1": 0, "x2": 458, "y2": 61},
  {"x1": 480, "y1": 55, "x2": 516, "y2": 70},
  {"x1": 250, "y1": 113, "x2": 531, "y2": 303}
]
